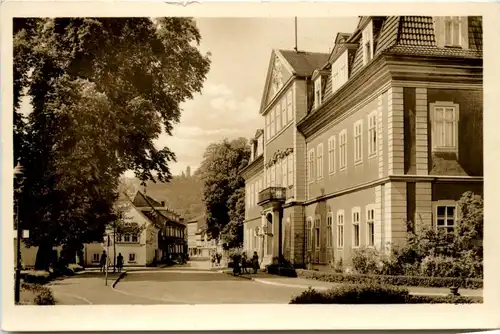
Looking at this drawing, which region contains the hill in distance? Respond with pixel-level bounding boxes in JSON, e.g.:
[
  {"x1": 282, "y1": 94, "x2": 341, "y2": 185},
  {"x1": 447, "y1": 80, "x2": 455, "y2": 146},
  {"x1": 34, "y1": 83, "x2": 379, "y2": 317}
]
[{"x1": 121, "y1": 167, "x2": 205, "y2": 222}]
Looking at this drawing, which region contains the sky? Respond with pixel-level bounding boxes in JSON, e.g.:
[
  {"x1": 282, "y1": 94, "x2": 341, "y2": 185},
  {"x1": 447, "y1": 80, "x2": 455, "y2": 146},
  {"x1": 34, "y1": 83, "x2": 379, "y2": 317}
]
[{"x1": 19, "y1": 17, "x2": 358, "y2": 177}]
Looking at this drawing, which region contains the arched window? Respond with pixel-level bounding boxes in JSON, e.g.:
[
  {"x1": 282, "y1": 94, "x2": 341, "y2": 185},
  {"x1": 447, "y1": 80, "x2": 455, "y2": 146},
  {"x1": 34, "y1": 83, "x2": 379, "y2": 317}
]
[
  {"x1": 314, "y1": 216, "x2": 321, "y2": 249},
  {"x1": 306, "y1": 218, "x2": 313, "y2": 250},
  {"x1": 326, "y1": 211, "x2": 333, "y2": 248}
]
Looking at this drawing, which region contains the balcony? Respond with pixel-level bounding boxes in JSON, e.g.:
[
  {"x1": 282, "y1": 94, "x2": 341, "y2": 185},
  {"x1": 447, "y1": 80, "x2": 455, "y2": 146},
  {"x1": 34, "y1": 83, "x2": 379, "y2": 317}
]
[{"x1": 258, "y1": 187, "x2": 287, "y2": 206}]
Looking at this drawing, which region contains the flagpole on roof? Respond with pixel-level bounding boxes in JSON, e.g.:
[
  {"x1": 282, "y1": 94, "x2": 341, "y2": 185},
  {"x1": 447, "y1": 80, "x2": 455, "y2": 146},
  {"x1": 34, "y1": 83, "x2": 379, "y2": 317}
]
[{"x1": 294, "y1": 17, "x2": 298, "y2": 52}]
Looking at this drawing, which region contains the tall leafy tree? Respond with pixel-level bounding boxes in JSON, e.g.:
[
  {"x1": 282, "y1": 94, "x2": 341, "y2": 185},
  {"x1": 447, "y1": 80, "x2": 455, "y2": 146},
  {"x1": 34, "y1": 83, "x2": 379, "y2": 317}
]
[
  {"x1": 13, "y1": 18, "x2": 210, "y2": 269},
  {"x1": 198, "y1": 138, "x2": 250, "y2": 247}
]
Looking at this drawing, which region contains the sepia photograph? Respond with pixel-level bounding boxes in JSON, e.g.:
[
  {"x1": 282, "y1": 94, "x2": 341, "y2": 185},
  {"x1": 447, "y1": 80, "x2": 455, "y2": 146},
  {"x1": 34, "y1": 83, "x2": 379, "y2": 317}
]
[{"x1": 2, "y1": 2, "x2": 498, "y2": 331}]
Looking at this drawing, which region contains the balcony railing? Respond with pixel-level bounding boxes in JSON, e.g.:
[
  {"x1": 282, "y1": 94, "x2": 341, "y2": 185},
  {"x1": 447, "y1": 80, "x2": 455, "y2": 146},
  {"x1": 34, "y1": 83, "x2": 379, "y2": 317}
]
[{"x1": 258, "y1": 186, "x2": 286, "y2": 205}]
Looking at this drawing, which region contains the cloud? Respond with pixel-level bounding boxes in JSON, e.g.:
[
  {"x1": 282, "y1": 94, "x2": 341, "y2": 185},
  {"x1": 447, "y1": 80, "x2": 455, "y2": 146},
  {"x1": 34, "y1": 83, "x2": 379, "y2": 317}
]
[{"x1": 155, "y1": 83, "x2": 263, "y2": 175}]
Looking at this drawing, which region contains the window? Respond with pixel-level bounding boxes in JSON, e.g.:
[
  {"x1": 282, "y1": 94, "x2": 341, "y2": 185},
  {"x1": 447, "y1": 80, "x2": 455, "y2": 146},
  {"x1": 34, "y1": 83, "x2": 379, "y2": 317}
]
[
  {"x1": 287, "y1": 91, "x2": 293, "y2": 122},
  {"x1": 354, "y1": 120, "x2": 363, "y2": 163},
  {"x1": 317, "y1": 143, "x2": 323, "y2": 180},
  {"x1": 276, "y1": 162, "x2": 282, "y2": 186},
  {"x1": 270, "y1": 164, "x2": 276, "y2": 186},
  {"x1": 265, "y1": 114, "x2": 270, "y2": 141},
  {"x1": 255, "y1": 181, "x2": 259, "y2": 205},
  {"x1": 307, "y1": 149, "x2": 315, "y2": 182},
  {"x1": 266, "y1": 168, "x2": 271, "y2": 188},
  {"x1": 431, "y1": 102, "x2": 459, "y2": 153},
  {"x1": 281, "y1": 99, "x2": 287, "y2": 126},
  {"x1": 287, "y1": 154, "x2": 294, "y2": 187},
  {"x1": 306, "y1": 219, "x2": 313, "y2": 250},
  {"x1": 444, "y1": 16, "x2": 462, "y2": 47},
  {"x1": 314, "y1": 218, "x2": 321, "y2": 249},
  {"x1": 326, "y1": 212, "x2": 333, "y2": 248},
  {"x1": 352, "y1": 208, "x2": 360, "y2": 248},
  {"x1": 124, "y1": 234, "x2": 130, "y2": 242},
  {"x1": 132, "y1": 234, "x2": 138, "y2": 242},
  {"x1": 276, "y1": 104, "x2": 282, "y2": 132},
  {"x1": 368, "y1": 112, "x2": 377, "y2": 157},
  {"x1": 328, "y1": 136, "x2": 336, "y2": 174},
  {"x1": 339, "y1": 130, "x2": 347, "y2": 170},
  {"x1": 362, "y1": 21, "x2": 374, "y2": 65},
  {"x1": 366, "y1": 206, "x2": 375, "y2": 247},
  {"x1": 282, "y1": 158, "x2": 288, "y2": 188},
  {"x1": 92, "y1": 253, "x2": 100, "y2": 262},
  {"x1": 331, "y1": 51, "x2": 349, "y2": 93},
  {"x1": 129, "y1": 253, "x2": 136, "y2": 262},
  {"x1": 436, "y1": 205, "x2": 456, "y2": 233},
  {"x1": 314, "y1": 77, "x2": 322, "y2": 109},
  {"x1": 337, "y1": 210, "x2": 344, "y2": 248},
  {"x1": 270, "y1": 108, "x2": 275, "y2": 137}
]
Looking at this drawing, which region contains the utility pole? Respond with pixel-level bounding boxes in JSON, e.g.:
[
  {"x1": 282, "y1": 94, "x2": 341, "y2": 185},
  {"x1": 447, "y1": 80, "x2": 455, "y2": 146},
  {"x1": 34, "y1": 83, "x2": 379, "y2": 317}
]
[{"x1": 14, "y1": 162, "x2": 23, "y2": 304}]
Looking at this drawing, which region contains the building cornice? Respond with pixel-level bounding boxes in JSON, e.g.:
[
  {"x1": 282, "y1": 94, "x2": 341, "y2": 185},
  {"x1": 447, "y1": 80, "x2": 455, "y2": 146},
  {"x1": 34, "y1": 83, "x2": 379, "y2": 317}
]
[
  {"x1": 302, "y1": 175, "x2": 483, "y2": 206},
  {"x1": 240, "y1": 155, "x2": 264, "y2": 180},
  {"x1": 297, "y1": 53, "x2": 483, "y2": 139}
]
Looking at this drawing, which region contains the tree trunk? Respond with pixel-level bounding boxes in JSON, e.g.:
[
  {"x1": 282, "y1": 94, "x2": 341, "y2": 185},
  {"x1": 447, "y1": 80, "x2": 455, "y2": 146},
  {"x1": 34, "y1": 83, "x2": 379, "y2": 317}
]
[{"x1": 34, "y1": 242, "x2": 53, "y2": 271}]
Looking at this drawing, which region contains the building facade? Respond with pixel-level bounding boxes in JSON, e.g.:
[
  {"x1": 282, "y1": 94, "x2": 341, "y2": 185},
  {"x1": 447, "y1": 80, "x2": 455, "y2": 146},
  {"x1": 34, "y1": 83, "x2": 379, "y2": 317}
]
[
  {"x1": 16, "y1": 190, "x2": 187, "y2": 268},
  {"x1": 242, "y1": 16, "x2": 483, "y2": 270},
  {"x1": 187, "y1": 215, "x2": 218, "y2": 258}
]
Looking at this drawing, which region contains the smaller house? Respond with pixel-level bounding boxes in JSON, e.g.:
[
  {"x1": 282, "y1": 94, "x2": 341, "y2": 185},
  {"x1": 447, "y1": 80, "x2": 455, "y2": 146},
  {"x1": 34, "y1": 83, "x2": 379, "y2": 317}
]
[{"x1": 187, "y1": 215, "x2": 217, "y2": 258}]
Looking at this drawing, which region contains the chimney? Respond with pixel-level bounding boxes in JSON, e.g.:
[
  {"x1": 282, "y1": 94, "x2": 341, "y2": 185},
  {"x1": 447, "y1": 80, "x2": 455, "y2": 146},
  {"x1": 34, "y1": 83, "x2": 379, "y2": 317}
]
[{"x1": 161, "y1": 201, "x2": 165, "y2": 207}]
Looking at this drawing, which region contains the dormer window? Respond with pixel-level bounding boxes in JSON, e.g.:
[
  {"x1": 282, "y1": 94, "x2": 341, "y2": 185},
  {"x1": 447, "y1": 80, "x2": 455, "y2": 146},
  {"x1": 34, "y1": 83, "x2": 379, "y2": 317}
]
[
  {"x1": 435, "y1": 16, "x2": 469, "y2": 49},
  {"x1": 362, "y1": 21, "x2": 374, "y2": 65},
  {"x1": 314, "y1": 77, "x2": 322, "y2": 109}
]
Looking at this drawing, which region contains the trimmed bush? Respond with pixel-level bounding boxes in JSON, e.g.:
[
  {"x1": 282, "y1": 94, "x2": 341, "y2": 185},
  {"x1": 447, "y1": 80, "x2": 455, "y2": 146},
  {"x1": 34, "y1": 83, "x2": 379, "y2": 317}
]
[
  {"x1": 296, "y1": 269, "x2": 483, "y2": 289},
  {"x1": 290, "y1": 285, "x2": 480, "y2": 304},
  {"x1": 21, "y1": 283, "x2": 56, "y2": 305},
  {"x1": 290, "y1": 284, "x2": 409, "y2": 304},
  {"x1": 22, "y1": 270, "x2": 51, "y2": 284},
  {"x1": 33, "y1": 287, "x2": 56, "y2": 305},
  {"x1": 407, "y1": 295, "x2": 479, "y2": 304},
  {"x1": 68, "y1": 263, "x2": 84, "y2": 273},
  {"x1": 266, "y1": 264, "x2": 297, "y2": 277}
]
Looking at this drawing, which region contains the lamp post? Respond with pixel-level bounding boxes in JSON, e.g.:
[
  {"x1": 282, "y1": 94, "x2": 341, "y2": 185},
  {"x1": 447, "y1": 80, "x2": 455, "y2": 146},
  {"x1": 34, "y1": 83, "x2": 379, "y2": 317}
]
[{"x1": 14, "y1": 162, "x2": 24, "y2": 304}]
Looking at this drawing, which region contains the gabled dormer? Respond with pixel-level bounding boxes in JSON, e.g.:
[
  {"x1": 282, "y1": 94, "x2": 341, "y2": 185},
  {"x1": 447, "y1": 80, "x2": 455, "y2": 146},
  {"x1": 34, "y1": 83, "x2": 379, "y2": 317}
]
[
  {"x1": 250, "y1": 129, "x2": 264, "y2": 162},
  {"x1": 311, "y1": 69, "x2": 329, "y2": 110}
]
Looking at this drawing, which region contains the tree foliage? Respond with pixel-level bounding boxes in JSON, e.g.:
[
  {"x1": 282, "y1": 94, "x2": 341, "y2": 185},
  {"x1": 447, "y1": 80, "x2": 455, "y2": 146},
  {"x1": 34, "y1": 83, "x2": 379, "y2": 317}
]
[
  {"x1": 198, "y1": 138, "x2": 250, "y2": 246},
  {"x1": 13, "y1": 18, "x2": 210, "y2": 268}
]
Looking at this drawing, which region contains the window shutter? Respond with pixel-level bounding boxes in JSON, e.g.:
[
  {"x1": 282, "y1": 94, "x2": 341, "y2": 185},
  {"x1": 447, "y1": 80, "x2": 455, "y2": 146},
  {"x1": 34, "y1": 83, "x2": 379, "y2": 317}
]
[
  {"x1": 461, "y1": 16, "x2": 469, "y2": 49},
  {"x1": 434, "y1": 17, "x2": 445, "y2": 48}
]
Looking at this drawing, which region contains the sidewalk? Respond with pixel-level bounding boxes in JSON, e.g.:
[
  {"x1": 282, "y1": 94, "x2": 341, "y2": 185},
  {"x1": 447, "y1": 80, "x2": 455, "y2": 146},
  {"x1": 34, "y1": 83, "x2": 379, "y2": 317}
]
[{"x1": 228, "y1": 272, "x2": 483, "y2": 298}]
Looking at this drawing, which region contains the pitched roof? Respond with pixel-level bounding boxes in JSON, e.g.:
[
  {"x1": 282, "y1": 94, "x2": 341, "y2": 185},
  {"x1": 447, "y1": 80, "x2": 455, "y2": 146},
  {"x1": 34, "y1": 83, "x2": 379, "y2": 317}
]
[{"x1": 278, "y1": 50, "x2": 330, "y2": 77}]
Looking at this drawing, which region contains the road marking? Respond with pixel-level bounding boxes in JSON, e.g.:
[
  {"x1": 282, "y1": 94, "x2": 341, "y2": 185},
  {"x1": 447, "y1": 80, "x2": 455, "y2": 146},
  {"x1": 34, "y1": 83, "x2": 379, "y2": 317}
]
[
  {"x1": 54, "y1": 291, "x2": 93, "y2": 305},
  {"x1": 252, "y1": 278, "x2": 326, "y2": 290},
  {"x1": 126, "y1": 270, "x2": 219, "y2": 275}
]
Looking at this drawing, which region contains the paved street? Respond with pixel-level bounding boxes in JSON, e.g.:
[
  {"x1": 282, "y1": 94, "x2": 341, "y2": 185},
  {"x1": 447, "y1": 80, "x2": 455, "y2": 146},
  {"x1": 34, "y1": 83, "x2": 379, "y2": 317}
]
[
  {"x1": 114, "y1": 270, "x2": 307, "y2": 304},
  {"x1": 48, "y1": 269, "x2": 308, "y2": 305}
]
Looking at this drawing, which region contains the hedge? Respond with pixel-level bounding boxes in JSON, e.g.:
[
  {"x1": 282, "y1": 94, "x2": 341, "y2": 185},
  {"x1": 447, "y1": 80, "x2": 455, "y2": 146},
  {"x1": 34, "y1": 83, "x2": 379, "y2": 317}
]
[
  {"x1": 21, "y1": 283, "x2": 56, "y2": 305},
  {"x1": 266, "y1": 264, "x2": 297, "y2": 277},
  {"x1": 22, "y1": 270, "x2": 51, "y2": 284},
  {"x1": 296, "y1": 269, "x2": 483, "y2": 289},
  {"x1": 290, "y1": 285, "x2": 480, "y2": 304}
]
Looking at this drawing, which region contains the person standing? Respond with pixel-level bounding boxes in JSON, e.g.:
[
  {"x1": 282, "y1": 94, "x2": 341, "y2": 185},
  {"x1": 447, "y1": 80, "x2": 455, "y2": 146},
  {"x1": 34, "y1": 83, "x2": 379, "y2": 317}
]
[
  {"x1": 252, "y1": 251, "x2": 259, "y2": 274},
  {"x1": 116, "y1": 253, "x2": 124, "y2": 273},
  {"x1": 216, "y1": 253, "x2": 221, "y2": 267},
  {"x1": 99, "y1": 251, "x2": 107, "y2": 273}
]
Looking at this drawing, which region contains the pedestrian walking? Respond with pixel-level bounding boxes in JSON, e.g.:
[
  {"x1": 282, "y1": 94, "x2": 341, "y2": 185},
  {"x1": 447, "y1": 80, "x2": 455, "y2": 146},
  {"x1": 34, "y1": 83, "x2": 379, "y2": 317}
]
[
  {"x1": 116, "y1": 253, "x2": 124, "y2": 273},
  {"x1": 216, "y1": 253, "x2": 221, "y2": 267},
  {"x1": 252, "y1": 251, "x2": 259, "y2": 274},
  {"x1": 211, "y1": 254, "x2": 216, "y2": 268},
  {"x1": 99, "y1": 251, "x2": 107, "y2": 273},
  {"x1": 241, "y1": 252, "x2": 248, "y2": 274}
]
